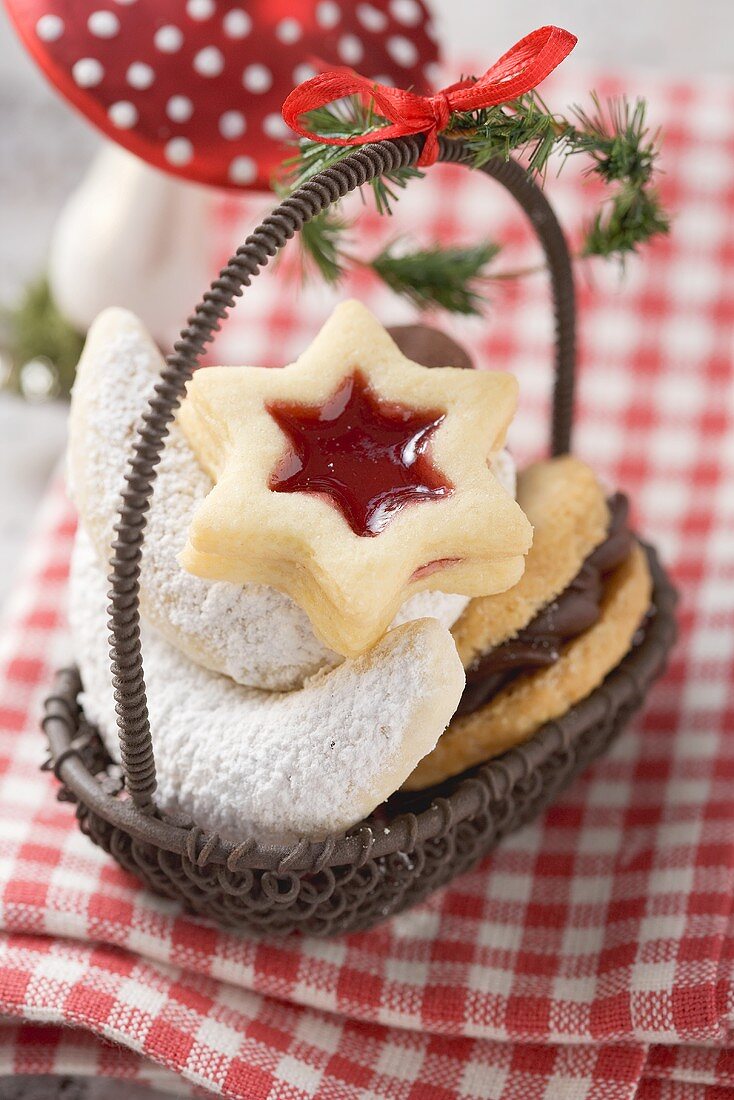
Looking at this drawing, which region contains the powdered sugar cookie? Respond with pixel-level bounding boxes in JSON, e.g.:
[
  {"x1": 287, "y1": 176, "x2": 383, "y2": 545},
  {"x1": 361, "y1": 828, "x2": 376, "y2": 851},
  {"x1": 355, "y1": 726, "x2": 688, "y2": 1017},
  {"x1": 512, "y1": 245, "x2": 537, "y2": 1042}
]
[
  {"x1": 69, "y1": 309, "x2": 498, "y2": 690},
  {"x1": 179, "y1": 300, "x2": 532, "y2": 656},
  {"x1": 70, "y1": 528, "x2": 465, "y2": 843}
]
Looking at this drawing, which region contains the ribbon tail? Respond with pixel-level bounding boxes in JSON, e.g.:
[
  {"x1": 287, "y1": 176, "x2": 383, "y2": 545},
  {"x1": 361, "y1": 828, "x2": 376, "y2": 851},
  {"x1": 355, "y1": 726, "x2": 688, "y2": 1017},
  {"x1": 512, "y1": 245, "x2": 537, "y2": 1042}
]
[
  {"x1": 449, "y1": 26, "x2": 577, "y2": 112},
  {"x1": 415, "y1": 128, "x2": 440, "y2": 167}
]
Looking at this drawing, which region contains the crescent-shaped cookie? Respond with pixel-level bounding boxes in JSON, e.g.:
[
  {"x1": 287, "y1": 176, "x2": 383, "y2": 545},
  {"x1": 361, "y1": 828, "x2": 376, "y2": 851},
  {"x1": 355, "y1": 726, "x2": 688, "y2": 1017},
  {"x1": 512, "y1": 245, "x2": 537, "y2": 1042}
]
[
  {"x1": 70, "y1": 528, "x2": 465, "y2": 843},
  {"x1": 68, "y1": 309, "x2": 481, "y2": 691}
]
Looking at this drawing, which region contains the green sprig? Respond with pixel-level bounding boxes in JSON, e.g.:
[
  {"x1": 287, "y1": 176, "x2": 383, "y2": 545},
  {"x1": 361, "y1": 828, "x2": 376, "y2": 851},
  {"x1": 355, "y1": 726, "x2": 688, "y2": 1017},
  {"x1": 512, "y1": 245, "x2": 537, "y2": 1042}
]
[
  {"x1": 281, "y1": 88, "x2": 670, "y2": 313},
  {"x1": 297, "y1": 209, "x2": 351, "y2": 284},
  {"x1": 371, "y1": 241, "x2": 501, "y2": 315},
  {"x1": 566, "y1": 96, "x2": 670, "y2": 257},
  {"x1": 1, "y1": 277, "x2": 84, "y2": 399},
  {"x1": 281, "y1": 96, "x2": 423, "y2": 217},
  {"x1": 453, "y1": 90, "x2": 568, "y2": 174},
  {"x1": 453, "y1": 91, "x2": 668, "y2": 259}
]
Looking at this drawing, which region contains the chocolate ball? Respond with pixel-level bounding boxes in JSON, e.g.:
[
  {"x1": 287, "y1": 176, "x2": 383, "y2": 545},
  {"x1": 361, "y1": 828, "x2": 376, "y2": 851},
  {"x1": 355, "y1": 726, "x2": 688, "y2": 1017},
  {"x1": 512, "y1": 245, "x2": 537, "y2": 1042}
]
[{"x1": 387, "y1": 324, "x2": 474, "y2": 371}]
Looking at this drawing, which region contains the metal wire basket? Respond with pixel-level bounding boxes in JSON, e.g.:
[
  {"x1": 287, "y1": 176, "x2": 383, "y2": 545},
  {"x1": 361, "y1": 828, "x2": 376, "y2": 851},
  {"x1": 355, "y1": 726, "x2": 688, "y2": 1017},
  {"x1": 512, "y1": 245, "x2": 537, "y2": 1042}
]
[{"x1": 43, "y1": 136, "x2": 678, "y2": 936}]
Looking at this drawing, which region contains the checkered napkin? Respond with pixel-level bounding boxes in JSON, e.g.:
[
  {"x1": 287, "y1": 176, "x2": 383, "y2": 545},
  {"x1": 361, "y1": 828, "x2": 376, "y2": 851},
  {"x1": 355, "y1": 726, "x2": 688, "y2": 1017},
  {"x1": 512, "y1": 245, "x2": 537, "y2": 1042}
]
[{"x1": 0, "y1": 65, "x2": 733, "y2": 1098}]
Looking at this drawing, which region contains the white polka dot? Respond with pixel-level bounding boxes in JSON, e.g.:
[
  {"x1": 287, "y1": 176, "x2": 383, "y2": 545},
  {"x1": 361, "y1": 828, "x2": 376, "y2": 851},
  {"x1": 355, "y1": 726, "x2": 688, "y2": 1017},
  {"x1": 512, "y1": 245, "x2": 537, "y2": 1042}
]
[
  {"x1": 219, "y1": 109, "x2": 246, "y2": 139},
  {"x1": 193, "y1": 46, "x2": 224, "y2": 76},
  {"x1": 423, "y1": 61, "x2": 441, "y2": 86},
  {"x1": 263, "y1": 113, "x2": 288, "y2": 139},
  {"x1": 424, "y1": 20, "x2": 437, "y2": 40},
  {"x1": 338, "y1": 34, "x2": 363, "y2": 65},
  {"x1": 222, "y1": 7, "x2": 250, "y2": 37},
  {"x1": 88, "y1": 10, "x2": 119, "y2": 37},
  {"x1": 108, "y1": 100, "x2": 138, "y2": 128},
  {"x1": 293, "y1": 62, "x2": 316, "y2": 85},
  {"x1": 242, "y1": 63, "x2": 272, "y2": 93},
  {"x1": 166, "y1": 95, "x2": 193, "y2": 122},
  {"x1": 276, "y1": 17, "x2": 301, "y2": 43},
  {"x1": 316, "y1": 1, "x2": 340, "y2": 29},
  {"x1": 35, "y1": 14, "x2": 64, "y2": 41},
  {"x1": 387, "y1": 34, "x2": 418, "y2": 67},
  {"x1": 372, "y1": 73, "x2": 395, "y2": 86},
  {"x1": 229, "y1": 155, "x2": 257, "y2": 184},
  {"x1": 154, "y1": 24, "x2": 183, "y2": 52},
  {"x1": 165, "y1": 137, "x2": 194, "y2": 166},
  {"x1": 390, "y1": 0, "x2": 421, "y2": 25},
  {"x1": 112, "y1": 0, "x2": 137, "y2": 5},
  {"x1": 357, "y1": 3, "x2": 387, "y2": 32},
  {"x1": 20, "y1": 358, "x2": 55, "y2": 401},
  {"x1": 127, "y1": 61, "x2": 155, "y2": 89},
  {"x1": 187, "y1": 0, "x2": 215, "y2": 18},
  {"x1": 72, "y1": 59, "x2": 104, "y2": 88}
]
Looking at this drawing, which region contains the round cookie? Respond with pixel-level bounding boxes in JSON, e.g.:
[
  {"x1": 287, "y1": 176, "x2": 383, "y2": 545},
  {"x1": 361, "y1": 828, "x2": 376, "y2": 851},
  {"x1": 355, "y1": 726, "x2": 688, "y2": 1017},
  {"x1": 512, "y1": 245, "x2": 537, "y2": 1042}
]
[
  {"x1": 451, "y1": 456, "x2": 611, "y2": 668},
  {"x1": 405, "y1": 542, "x2": 652, "y2": 789},
  {"x1": 70, "y1": 527, "x2": 465, "y2": 843},
  {"x1": 69, "y1": 308, "x2": 506, "y2": 690}
]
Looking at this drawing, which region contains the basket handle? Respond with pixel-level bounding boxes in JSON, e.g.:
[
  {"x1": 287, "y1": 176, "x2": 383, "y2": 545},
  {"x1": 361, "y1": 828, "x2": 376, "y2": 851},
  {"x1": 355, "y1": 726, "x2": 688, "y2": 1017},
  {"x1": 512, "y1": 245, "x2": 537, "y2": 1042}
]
[{"x1": 107, "y1": 135, "x2": 576, "y2": 812}]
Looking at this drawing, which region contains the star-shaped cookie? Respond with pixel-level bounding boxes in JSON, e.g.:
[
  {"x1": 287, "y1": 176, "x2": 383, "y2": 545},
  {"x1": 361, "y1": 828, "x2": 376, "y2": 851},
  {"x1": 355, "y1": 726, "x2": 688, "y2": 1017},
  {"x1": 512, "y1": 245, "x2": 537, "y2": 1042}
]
[{"x1": 178, "y1": 301, "x2": 532, "y2": 657}]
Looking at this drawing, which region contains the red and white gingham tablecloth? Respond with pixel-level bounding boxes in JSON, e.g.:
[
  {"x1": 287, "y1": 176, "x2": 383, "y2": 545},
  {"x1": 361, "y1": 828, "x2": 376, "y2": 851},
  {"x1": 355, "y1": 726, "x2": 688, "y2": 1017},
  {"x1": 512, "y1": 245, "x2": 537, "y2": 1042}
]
[{"x1": 0, "y1": 66, "x2": 733, "y2": 1098}]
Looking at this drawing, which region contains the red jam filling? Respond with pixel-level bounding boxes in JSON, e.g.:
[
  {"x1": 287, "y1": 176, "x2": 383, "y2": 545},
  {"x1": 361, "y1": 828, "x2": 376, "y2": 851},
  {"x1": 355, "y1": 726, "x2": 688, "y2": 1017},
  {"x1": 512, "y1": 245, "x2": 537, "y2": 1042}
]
[
  {"x1": 411, "y1": 558, "x2": 461, "y2": 581},
  {"x1": 267, "y1": 371, "x2": 453, "y2": 537}
]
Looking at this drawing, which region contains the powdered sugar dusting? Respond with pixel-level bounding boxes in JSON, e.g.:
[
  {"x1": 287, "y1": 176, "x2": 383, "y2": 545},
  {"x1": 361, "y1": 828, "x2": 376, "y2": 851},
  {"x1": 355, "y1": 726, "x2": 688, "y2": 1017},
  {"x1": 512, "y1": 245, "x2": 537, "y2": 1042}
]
[
  {"x1": 70, "y1": 528, "x2": 465, "y2": 842},
  {"x1": 70, "y1": 310, "x2": 342, "y2": 689},
  {"x1": 69, "y1": 309, "x2": 489, "y2": 690}
]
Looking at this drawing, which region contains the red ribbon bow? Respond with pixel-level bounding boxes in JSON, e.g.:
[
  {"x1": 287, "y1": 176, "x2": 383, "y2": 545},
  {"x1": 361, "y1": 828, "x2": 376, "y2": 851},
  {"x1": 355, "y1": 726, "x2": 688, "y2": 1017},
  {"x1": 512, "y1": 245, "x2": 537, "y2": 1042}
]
[{"x1": 282, "y1": 26, "x2": 577, "y2": 168}]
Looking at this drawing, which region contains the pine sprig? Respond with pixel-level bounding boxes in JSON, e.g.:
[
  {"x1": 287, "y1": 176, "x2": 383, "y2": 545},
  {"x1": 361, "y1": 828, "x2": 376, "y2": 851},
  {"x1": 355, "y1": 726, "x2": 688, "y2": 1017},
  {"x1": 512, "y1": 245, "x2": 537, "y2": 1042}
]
[
  {"x1": 565, "y1": 96, "x2": 670, "y2": 257},
  {"x1": 371, "y1": 241, "x2": 502, "y2": 315},
  {"x1": 583, "y1": 185, "x2": 669, "y2": 258},
  {"x1": 288, "y1": 213, "x2": 503, "y2": 313},
  {"x1": 281, "y1": 88, "x2": 670, "y2": 313},
  {"x1": 297, "y1": 209, "x2": 351, "y2": 284},
  {"x1": 453, "y1": 90, "x2": 568, "y2": 175},
  {"x1": 569, "y1": 96, "x2": 659, "y2": 185},
  {"x1": 1, "y1": 277, "x2": 84, "y2": 399},
  {"x1": 281, "y1": 96, "x2": 423, "y2": 216},
  {"x1": 451, "y1": 91, "x2": 667, "y2": 259}
]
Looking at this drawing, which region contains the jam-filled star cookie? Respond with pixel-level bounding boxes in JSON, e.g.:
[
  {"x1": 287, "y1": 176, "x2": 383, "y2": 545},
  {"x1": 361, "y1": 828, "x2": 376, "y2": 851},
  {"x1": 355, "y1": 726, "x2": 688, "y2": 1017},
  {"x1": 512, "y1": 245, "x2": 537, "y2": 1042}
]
[
  {"x1": 69, "y1": 308, "x2": 486, "y2": 691},
  {"x1": 179, "y1": 300, "x2": 532, "y2": 657},
  {"x1": 405, "y1": 456, "x2": 654, "y2": 790}
]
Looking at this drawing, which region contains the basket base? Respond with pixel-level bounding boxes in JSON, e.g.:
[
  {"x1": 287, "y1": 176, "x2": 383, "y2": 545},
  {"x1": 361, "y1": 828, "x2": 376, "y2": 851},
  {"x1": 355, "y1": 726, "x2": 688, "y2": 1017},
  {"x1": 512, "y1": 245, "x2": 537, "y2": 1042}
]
[{"x1": 43, "y1": 546, "x2": 677, "y2": 937}]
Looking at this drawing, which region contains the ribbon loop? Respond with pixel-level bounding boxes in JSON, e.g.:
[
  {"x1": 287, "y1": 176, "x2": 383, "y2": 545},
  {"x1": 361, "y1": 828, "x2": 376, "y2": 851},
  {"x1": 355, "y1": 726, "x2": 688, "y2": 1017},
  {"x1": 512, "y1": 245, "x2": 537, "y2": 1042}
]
[{"x1": 282, "y1": 26, "x2": 577, "y2": 167}]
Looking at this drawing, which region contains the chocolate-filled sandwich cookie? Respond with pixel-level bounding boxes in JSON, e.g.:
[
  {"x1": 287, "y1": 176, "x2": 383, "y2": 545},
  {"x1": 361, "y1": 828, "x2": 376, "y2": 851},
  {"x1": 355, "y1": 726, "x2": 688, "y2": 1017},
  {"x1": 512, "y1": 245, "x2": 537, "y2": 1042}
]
[{"x1": 405, "y1": 455, "x2": 653, "y2": 790}]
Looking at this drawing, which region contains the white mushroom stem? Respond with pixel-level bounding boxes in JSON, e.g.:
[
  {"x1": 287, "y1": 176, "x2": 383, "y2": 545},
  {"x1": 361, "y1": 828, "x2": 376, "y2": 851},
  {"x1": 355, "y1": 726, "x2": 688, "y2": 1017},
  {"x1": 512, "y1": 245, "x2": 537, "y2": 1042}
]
[{"x1": 48, "y1": 144, "x2": 216, "y2": 347}]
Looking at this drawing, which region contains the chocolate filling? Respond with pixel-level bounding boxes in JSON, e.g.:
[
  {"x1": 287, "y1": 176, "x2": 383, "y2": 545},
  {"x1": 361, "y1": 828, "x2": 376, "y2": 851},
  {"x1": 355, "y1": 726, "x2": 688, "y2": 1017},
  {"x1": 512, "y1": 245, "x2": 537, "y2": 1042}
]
[
  {"x1": 384, "y1": 326, "x2": 635, "y2": 719},
  {"x1": 457, "y1": 493, "x2": 634, "y2": 717}
]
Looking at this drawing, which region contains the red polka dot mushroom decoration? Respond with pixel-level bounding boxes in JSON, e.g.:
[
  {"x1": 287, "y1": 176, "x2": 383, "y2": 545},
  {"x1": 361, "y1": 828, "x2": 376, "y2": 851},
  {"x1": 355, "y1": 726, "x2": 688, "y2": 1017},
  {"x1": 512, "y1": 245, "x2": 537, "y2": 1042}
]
[{"x1": 5, "y1": 0, "x2": 441, "y2": 191}]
